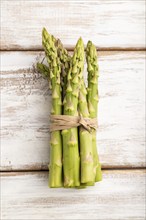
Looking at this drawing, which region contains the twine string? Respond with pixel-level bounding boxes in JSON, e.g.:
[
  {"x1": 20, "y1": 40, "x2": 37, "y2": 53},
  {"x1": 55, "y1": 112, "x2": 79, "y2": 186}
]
[{"x1": 50, "y1": 115, "x2": 97, "y2": 132}]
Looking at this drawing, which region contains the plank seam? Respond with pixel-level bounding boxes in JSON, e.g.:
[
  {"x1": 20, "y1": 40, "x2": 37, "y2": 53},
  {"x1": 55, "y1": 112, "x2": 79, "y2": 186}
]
[
  {"x1": 1, "y1": 167, "x2": 146, "y2": 173},
  {"x1": 1, "y1": 48, "x2": 146, "y2": 52}
]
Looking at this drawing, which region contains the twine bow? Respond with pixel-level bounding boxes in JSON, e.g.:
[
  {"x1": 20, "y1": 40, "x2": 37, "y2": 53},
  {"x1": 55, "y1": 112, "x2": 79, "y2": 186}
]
[{"x1": 50, "y1": 115, "x2": 97, "y2": 132}]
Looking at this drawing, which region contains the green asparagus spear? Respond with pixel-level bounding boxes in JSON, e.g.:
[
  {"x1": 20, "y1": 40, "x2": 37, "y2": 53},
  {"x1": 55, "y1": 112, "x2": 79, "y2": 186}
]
[
  {"x1": 37, "y1": 34, "x2": 71, "y2": 187},
  {"x1": 78, "y1": 79, "x2": 95, "y2": 184},
  {"x1": 55, "y1": 39, "x2": 71, "y2": 99},
  {"x1": 86, "y1": 41, "x2": 102, "y2": 182},
  {"x1": 62, "y1": 37, "x2": 84, "y2": 187},
  {"x1": 42, "y1": 28, "x2": 63, "y2": 187},
  {"x1": 38, "y1": 37, "x2": 71, "y2": 95}
]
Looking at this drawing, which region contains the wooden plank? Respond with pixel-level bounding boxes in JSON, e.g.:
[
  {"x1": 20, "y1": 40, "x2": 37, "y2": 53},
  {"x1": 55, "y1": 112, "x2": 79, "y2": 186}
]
[
  {"x1": 1, "y1": 51, "x2": 145, "y2": 170},
  {"x1": 1, "y1": 0, "x2": 145, "y2": 50},
  {"x1": 1, "y1": 51, "x2": 145, "y2": 171},
  {"x1": 1, "y1": 170, "x2": 146, "y2": 220}
]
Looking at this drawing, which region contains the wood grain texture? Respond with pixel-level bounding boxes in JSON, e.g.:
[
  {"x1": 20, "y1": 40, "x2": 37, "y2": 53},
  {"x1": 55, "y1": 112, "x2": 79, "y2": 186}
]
[
  {"x1": 1, "y1": 170, "x2": 146, "y2": 220},
  {"x1": 1, "y1": 51, "x2": 145, "y2": 171},
  {"x1": 1, "y1": 0, "x2": 145, "y2": 50}
]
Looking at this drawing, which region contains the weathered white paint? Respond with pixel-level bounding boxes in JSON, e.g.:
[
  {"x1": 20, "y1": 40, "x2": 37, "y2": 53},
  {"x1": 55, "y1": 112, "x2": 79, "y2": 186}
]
[
  {"x1": 1, "y1": 0, "x2": 145, "y2": 50},
  {"x1": 1, "y1": 2, "x2": 145, "y2": 220},
  {"x1": 1, "y1": 51, "x2": 145, "y2": 170},
  {"x1": 1, "y1": 170, "x2": 146, "y2": 220}
]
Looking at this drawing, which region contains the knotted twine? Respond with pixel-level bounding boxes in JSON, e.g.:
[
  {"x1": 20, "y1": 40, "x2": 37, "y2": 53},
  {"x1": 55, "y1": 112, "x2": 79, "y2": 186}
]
[{"x1": 50, "y1": 115, "x2": 98, "y2": 132}]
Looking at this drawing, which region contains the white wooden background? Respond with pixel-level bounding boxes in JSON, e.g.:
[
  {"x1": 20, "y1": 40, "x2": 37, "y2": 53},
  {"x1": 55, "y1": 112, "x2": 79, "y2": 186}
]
[{"x1": 1, "y1": 1, "x2": 146, "y2": 220}]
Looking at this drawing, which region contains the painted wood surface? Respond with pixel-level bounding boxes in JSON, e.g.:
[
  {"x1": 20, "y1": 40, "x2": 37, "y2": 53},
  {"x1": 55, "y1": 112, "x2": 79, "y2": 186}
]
[
  {"x1": 1, "y1": 170, "x2": 146, "y2": 220},
  {"x1": 1, "y1": 1, "x2": 145, "y2": 220},
  {"x1": 1, "y1": 51, "x2": 145, "y2": 171},
  {"x1": 1, "y1": 0, "x2": 145, "y2": 50}
]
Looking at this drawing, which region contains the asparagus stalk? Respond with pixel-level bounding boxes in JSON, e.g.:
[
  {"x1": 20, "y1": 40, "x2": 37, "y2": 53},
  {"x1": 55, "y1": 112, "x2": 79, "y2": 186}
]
[
  {"x1": 78, "y1": 79, "x2": 95, "y2": 184},
  {"x1": 62, "y1": 38, "x2": 84, "y2": 187},
  {"x1": 38, "y1": 38, "x2": 71, "y2": 95},
  {"x1": 86, "y1": 41, "x2": 102, "y2": 182},
  {"x1": 55, "y1": 39, "x2": 71, "y2": 99},
  {"x1": 42, "y1": 28, "x2": 63, "y2": 187},
  {"x1": 37, "y1": 36, "x2": 71, "y2": 187}
]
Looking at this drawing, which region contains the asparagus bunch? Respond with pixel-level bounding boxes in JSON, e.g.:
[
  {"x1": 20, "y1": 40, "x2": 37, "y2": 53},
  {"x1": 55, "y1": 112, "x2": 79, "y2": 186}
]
[{"x1": 37, "y1": 28, "x2": 102, "y2": 188}]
